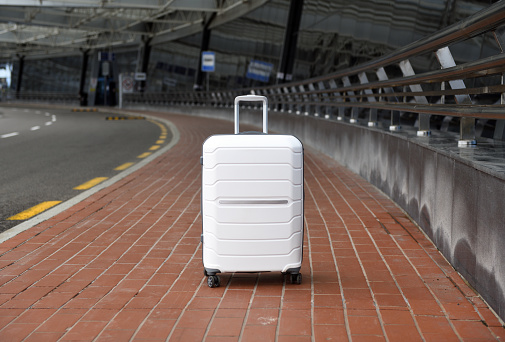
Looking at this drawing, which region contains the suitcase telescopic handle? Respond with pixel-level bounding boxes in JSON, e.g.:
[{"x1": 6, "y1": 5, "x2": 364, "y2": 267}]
[{"x1": 234, "y1": 95, "x2": 268, "y2": 134}]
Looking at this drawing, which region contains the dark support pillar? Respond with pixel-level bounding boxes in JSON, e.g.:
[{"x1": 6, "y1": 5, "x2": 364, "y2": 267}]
[
  {"x1": 139, "y1": 37, "x2": 152, "y2": 92},
  {"x1": 15, "y1": 55, "x2": 25, "y2": 99},
  {"x1": 79, "y1": 50, "x2": 89, "y2": 106},
  {"x1": 493, "y1": 27, "x2": 505, "y2": 140},
  {"x1": 194, "y1": 14, "x2": 216, "y2": 91},
  {"x1": 277, "y1": 0, "x2": 304, "y2": 83}
]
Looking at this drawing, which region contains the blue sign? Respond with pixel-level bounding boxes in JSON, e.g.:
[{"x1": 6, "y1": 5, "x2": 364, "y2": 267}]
[
  {"x1": 246, "y1": 60, "x2": 273, "y2": 83},
  {"x1": 201, "y1": 51, "x2": 215, "y2": 72}
]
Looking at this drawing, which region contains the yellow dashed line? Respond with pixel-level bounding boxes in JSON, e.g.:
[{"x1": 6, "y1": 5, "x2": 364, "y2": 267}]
[
  {"x1": 137, "y1": 152, "x2": 152, "y2": 159},
  {"x1": 156, "y1": 140, "x2": 164, "y2": 144},
  {"x1": 8, "y1": 201, "x2": 62, "y2": 220},
  {"x1": 74, "y1": 177, "x2": 108, "y2": 190},
  {"x1": 149, "y1": 145, "x2": 161, "y2": 151},
  {"x1": 114, "y1": 162, "x2": 135, "y2": 171}
]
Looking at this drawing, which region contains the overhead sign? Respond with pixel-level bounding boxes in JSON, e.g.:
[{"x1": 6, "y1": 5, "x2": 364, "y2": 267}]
[
  {"x1": 134, "y1": 72, "x2": 146, "y2": 81},
  {"x1": 246, "y1": 60, "x2": 273, "y2": 83},
  {"x1": 201, "y1": 51, "x2": 215, "y2": 72}
]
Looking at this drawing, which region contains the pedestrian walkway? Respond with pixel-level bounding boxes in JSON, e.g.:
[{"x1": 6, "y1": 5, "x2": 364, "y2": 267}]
[{"x1": 0, "y1": 111, "x2": 503, "y2": 341}]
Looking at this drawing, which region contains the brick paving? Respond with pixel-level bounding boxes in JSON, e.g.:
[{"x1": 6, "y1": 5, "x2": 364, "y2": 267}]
[{"x1": 0, "y1": 111, "x2": 504, "y2": 341}]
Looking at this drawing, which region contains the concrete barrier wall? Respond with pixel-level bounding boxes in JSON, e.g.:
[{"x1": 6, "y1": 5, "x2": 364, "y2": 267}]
[{"x1": 144, "y1": 104, "x2": 505, "y2": 320}]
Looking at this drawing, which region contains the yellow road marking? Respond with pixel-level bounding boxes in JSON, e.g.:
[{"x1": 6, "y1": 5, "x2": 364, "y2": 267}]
[
  {"x1": 114, "y1": 162, "x2": 135, "y2": 171},
  {"x1": 74, "y1": 177, "x2": 108, "y2": 190},
  {"x1": 149, "y1": 145, "x2": 160, "y2": 151},
  {"x1": 156, "y1": 140, "x2": 164, "y2": 144},
  {"x1": 137, "y1": 152, "x2": 152, "y2": 158},
  {"x1": 8, "y1": 201, "x2": 62, "y2": 220}
]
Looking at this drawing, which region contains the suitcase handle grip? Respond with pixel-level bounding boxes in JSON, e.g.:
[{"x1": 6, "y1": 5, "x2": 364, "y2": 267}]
[{"x1": 234, "y1": 95, "x2": 268, "y2": 134}]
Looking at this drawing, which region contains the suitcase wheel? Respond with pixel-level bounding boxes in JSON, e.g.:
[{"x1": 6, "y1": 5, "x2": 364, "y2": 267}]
[
  {"x1": 290, "y1": 273, "x2": 302, "y2": 285},
  {"x1": 207, "y1": 275, "x2": 221, "y2": 288}
]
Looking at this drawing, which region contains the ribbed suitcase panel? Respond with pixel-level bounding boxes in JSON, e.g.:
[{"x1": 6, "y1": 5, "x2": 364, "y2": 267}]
[
  {"x1": 203, "y1": 216, "x2": 303, "y2": 240},
  {"x1": 204, "y1": 200, "x2": 302, "y2": 224},
  {"x1": 203, "y1": 249, "x2": 303, "y2": 273},
  {"x1": 203, "y1": 181, "x2": 303, "y2": 201},
  {"x1": 203, "y1": 165, "x2": 302, "y2": 185},
  {"x1": 203, "y1": 231, "x2": 303, "y2": 256}
]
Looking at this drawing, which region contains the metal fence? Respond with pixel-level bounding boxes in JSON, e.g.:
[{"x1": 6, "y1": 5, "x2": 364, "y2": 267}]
[
  {"x1": 124, "y1": 1, "x2": 505, "y2": 146},
  {"x1": 2, "y1": 91, "x2": 80, "y2": 104}
]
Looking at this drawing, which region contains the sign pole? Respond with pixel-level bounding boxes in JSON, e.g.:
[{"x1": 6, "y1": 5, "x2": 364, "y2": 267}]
[{"x1": 119, "y1": 74, "x2": 123, "y2": 108}]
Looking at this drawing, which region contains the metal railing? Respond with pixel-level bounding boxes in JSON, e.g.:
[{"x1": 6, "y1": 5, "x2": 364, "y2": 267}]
[
  {"x1": 124, "y1": 1, "x2": 505, "y2": 146},
  {"x1": 2, "y1": 91, "x2": 80, "y2": 104}
]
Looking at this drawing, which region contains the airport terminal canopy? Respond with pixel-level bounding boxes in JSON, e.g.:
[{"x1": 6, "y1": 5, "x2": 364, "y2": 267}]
[
  {"x1": 0, "y1": 0, "x2": 267, "y2": 60},
  {"x1": 0, "y1": 0, "x2": 499, "y2": 92}
]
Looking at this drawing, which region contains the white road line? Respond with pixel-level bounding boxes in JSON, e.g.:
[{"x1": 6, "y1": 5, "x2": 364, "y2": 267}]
[
  {"x1": 1, "y1": 113, "x2": 57, "y2": 138},
  {"x1": 1, "y1": 132, "x2": 20, "y2": 138}
]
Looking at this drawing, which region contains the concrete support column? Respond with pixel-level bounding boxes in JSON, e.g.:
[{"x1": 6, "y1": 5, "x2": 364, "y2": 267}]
[
  {"x1": 277, "y1": 0, "x2": 304, "y2": 83},
  {"x1": 138, "y1": 37, "x2": 152, "y2": 93},
  {"x1": 493, "y1": 27, "x2": 505, "y2": 140},
  {"x1": 15, "y1": 55, "x2": 24, "y2": 99},
  {"x1": 79, "y1": 50, "x2": 89, "y2": 106},
  {"x1": 194, "y1": 14, "x2": 215, "y2": 91}
]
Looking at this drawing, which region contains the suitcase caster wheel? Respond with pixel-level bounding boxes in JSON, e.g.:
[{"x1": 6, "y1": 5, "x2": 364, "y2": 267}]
[
  {"x1": 291, "y1": 273, "x2": 302, "y2": 285},
  {"x1": 207, "y1": 275, "x2": 220, "y2": 288}
]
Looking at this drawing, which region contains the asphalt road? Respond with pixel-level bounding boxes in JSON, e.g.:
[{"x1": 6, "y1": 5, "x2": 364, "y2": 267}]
[{"x1": 0, "y1": 106, "x2": 171, "y2": 233}]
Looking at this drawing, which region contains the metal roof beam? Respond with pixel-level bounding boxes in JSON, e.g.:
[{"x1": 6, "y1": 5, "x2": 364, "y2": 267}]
[{"x1": 0, "y1": 0, "x2": 219, "y2": 11}]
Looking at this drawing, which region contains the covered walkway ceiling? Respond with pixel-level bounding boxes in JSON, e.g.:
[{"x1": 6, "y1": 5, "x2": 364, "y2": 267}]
[{"x1": 0, "y1": 0, "x2": 267, "y2": 61}]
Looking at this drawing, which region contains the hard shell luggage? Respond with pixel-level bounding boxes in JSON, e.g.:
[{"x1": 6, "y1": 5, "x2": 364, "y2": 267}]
[{"x1": 201, "y1": 95, "x2": 304, "y2": 288}]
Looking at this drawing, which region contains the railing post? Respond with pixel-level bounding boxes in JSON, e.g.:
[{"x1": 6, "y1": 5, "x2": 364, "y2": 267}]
[
  {"x1": 269, "y1": 88, "x2": 277, "y2": 112},
  {"x1": 318, "y1": 81, "x2": 330, "y2": 119},
  {"x1": 299, "y1": 85, "x2": 309, "y2": 115},
  {"x1": 398, "y1": 60, "x2": 431, "y2": 136},
  {"x1": 283, "y1": 87, "x2": 292, "y2": 113},
  {"x1": 376, "y1": 67, "x2": 401, "y2": 131},
  {"x1": 276, "y1": 87, "x2": 284, "y2": 112},
  {"x1": 328, "y1": 79, "x2": 345, "y2": 121},
  {"x1": 436, "y1": 47, "x2": 476, "y2": 146},
  {"x1": 308, "y1": 83, "x2": 319, "y2": 116},
  {"x1": 342, "y1": 76, "x2": 359, "y2": 123},
  {"x1": 291, "y1": 86, "x2": 301, "y2": 115},
  {"x1": 357, "y1": 72, "x2": 378, "y2": 127}
]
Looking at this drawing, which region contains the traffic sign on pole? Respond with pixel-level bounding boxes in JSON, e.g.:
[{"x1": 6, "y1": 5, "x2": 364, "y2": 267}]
[{"x1": 201, "y1": 51, "x2": 215, "y2": 72}]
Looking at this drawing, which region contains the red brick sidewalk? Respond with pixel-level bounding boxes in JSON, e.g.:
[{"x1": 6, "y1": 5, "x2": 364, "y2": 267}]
[{"x1": 0, "y1": 112, "x2": 503, "y2": 341}]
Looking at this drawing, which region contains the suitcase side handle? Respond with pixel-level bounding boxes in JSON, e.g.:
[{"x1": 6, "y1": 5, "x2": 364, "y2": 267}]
[{"x1": 234, "y1": 95, "x2": 268, "y2": 134}]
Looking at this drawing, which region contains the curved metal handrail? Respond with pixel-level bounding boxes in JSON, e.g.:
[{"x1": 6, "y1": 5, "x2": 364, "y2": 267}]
[
  {"x1": 123, "y1": 1, "x2": 505, "y2": 143},
  {"x1": 11, "y1": 2, "x2": 505, "y2": 143}
]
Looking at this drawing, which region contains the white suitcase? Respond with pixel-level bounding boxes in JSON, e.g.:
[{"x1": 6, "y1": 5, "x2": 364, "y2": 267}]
[{"x1": 201, "y1": 95, "x2": 304, "y2": 287}]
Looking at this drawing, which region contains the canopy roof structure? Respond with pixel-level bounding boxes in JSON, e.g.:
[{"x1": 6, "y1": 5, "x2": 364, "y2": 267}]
[{"x1": 0, "y1": 0, "x2": 267, "y2": 61}]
